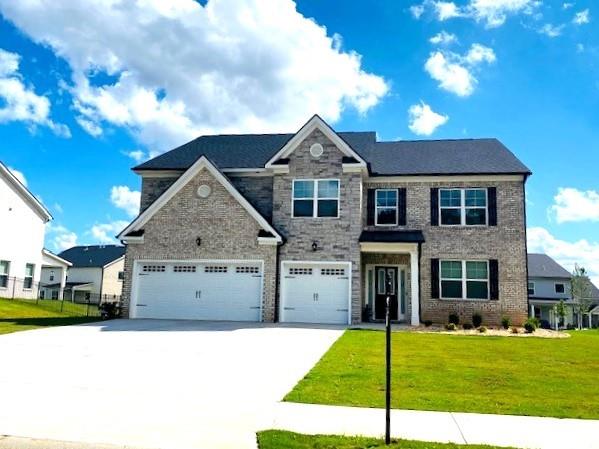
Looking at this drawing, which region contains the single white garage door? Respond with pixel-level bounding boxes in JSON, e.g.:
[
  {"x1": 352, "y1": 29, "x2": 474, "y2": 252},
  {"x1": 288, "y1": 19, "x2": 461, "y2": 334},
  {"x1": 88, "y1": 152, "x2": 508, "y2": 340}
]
[
  {"x1": 281, "y1": 262, "x2": 350, "y2": 324},
  {"x1": 133, "y1": 261, "x2": 263, "y2": 321}
]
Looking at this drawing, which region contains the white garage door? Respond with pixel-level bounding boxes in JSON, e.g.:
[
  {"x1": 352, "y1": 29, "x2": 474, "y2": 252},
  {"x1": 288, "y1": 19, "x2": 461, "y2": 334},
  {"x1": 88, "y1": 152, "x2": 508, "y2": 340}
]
[
  {"x1": 133, "y1": 261, "x2": 262, "y2": 321},
  {"x1": 281, "y1": 262, "x2": 350, "y2": 324}
]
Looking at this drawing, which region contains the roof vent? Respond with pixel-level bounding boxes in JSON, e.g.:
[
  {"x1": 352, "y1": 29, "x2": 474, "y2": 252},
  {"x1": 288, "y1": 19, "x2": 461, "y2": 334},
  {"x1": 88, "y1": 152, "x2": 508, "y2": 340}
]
[{"x1": 310, "y1": 143, "x2": 324, "y2": 158}]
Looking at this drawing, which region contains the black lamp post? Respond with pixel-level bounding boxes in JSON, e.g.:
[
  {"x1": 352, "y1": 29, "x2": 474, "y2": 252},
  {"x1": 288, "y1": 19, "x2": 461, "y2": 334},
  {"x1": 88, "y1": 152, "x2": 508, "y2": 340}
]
[{"x1": 385, "y1": 272, "x2": 392, "y2": 445}]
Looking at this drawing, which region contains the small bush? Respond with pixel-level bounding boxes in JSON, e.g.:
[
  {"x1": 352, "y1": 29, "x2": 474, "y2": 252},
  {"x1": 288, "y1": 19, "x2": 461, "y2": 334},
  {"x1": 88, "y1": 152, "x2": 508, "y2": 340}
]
[
  {"x1": 510, "y1": 326, "x2": 519, "y2": 334},
  {"x1": 448, "y1": 313, "x2": 460, "y2": 325},
  {"x1": 524, "y1": 317, "x2": 537, "y2": 333},
  {"x1": 501, "y1": 316, "x2": 511, "y2": 329},
  {"x1": 423, "y1": 320, "x2": 433, "y2": 327},
  {"x1": 472, "y1": 313, "x2": 483, "y2": 328},
  {"x1": 462, "y1": 323, "x2": 473, "y2": 330},
  {"x1": 445, "y1": 323, "x2": 457, "y2": 331},
  {"x1": 478, "y1": 325, "x2": 487, "y2": 333}
]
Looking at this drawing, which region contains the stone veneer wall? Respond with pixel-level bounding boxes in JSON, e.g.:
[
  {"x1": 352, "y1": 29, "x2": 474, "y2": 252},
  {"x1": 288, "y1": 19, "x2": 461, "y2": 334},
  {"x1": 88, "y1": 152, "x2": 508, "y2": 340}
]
[
  {"x1": 122, "y1": 168, "x2": 277, "y2": 321},
  {"x1": 363, "y1": 180, "x2": 528, "y2": 326},
  {"x1": 272, "y1": 129, "x2": 363, "y2": 323},
  {"x1": 229, "y1": 175, "x2": 274, "y2": 221}
]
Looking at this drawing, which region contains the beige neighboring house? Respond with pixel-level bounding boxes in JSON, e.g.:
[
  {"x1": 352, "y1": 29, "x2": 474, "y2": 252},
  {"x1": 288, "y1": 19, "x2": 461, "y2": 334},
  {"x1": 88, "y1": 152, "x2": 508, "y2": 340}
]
[{"x1": 41, "y1": 245, "x2": 125, "y2": 303}]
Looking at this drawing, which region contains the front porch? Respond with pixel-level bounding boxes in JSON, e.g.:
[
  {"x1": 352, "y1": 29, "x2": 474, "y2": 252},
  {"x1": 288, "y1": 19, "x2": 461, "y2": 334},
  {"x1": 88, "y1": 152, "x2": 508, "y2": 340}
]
[{"x1": 359, "y1": 231, "x2": 423, "y2": 326}]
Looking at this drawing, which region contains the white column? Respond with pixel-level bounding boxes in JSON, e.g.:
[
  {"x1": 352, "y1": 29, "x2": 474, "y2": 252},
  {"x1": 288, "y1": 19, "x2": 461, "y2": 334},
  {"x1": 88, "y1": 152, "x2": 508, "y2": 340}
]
[{"x1": 410, "y1": 250, "x2": 420, "y2": 326}]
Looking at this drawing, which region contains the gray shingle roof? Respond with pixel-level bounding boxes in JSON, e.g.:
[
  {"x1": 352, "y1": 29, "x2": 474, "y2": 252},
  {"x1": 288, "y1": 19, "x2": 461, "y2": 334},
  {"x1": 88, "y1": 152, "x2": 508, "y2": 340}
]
[
  {"x1": 59, "y1": 245, "x2": 125, "y2": 268},
  {"x1": 134, "y1": 132, "x2": 530, "y2": 176},
  {"x1": 527, "y1": 254, "x2": 572, "y2": 279}
]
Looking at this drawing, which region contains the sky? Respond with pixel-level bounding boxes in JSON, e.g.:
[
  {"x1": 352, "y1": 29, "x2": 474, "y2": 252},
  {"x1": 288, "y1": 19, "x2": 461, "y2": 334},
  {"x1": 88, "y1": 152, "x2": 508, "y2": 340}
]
[{"x1": 0, "y1": 0, "x2": 597, "y2": 283}]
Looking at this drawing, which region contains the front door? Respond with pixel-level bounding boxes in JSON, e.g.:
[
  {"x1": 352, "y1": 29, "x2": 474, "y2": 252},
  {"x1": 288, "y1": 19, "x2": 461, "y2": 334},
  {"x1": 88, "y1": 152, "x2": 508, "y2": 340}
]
[{"x1": 374, "y1": 266, "x2": 398, "y2": 320}]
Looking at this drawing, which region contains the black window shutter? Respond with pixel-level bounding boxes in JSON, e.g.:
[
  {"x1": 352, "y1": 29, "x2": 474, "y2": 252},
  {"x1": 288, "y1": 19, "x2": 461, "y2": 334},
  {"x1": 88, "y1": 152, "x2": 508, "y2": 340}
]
[
  {"x1": 488, "y1": 187, "x2": 497, "y2": 226},
  {"x1": 430, "y1": 188, "x2": 439, "y2": 226},
  {"x1": 398, "y1": 188, "x2": 407, "y2": 226},
  {"x1": 431, "y1": 258, "x2": 440, "y2": 299},
  {"x1": 367, "y1": 189, "x2": 376, "y2": 226},
  {"x1": 489, "y1": 259, "x2": 499, "y2": 300}
]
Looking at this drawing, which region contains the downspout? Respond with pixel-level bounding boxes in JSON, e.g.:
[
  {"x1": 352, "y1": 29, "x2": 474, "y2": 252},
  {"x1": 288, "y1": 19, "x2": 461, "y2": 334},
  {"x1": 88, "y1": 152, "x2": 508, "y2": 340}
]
[
  {"x1": 523, "y1": 173, "x2": 531, "y2": 322},
  {"x1": 273, "y1": 242, "x2": 281, "y2": 323},
  {"x1": 418, "y1": 241, "x2": 422, "y2": 325}
]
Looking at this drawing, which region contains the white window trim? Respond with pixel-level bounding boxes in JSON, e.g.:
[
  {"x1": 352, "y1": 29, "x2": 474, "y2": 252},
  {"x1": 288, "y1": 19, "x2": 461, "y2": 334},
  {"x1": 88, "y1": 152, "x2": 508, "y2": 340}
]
[
  {"x1": 439, "y1": 260, "x2": 490, "y2": 301},
  {"x1": 528, "y1": 281, "x2": 536, "y2": 296},
  {"x1": 24, "y1": 263, "x2": 35, "y2": 291},
  {"x1": 292, "y1": 179, "x2": 340, "y2": 218},
  {"x1": 0, "y1": 260, "x2": 9, "y2": 289},
  {"x1": 375, "y1": 189, "x2": 398, "y2": 226},
  {"x1": 439, "y1": 188, "x2": 488, "y2": 227},
  {"x1": 554, "y1": 282, "x2": 565, "y2": 294}
]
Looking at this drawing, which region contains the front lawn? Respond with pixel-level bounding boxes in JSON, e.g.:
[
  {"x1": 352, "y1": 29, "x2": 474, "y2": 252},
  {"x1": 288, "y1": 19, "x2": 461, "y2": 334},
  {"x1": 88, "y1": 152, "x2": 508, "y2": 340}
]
[
  {"x1": 257, "y1": 431, "x2": 518, "y2": 449},
  {"x1": 285, "y1": 329, "x2": 599, "y2": 419},
  {"x1": 0, "y1": 298, "x2": 101, "y2": 335}
]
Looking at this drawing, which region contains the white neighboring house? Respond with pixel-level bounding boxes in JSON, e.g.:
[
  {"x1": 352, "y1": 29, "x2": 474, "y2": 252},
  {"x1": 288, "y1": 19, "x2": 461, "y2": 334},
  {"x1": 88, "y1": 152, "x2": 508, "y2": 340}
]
[
  {"x1": 42, "y1": 245, "x2": 125, "y2": 303},
  {"x1": 0, "y1": 161, "x2": 71, "y2": 299}
]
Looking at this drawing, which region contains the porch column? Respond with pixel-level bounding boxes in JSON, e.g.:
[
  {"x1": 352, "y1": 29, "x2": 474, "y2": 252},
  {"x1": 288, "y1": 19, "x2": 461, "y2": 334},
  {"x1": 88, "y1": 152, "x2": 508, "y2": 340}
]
[{"x1": 410, "y1": 250, "x2": 420, "y2": 326}]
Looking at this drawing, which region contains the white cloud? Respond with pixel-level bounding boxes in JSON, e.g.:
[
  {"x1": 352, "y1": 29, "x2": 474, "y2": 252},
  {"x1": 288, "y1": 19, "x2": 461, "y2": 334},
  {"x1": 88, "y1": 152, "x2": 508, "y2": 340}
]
[
  {"x1": 110, "y1": 186, "x2": 141, "y2": 218},
  {"x1": 75, "y1": 115, "x2": 103, "y2": 137},
  {"x1": 430, "y1": 0, "x2": 539, "y2": 28},
  {"x1": 124, "y1": 150, "x2": 147, "y2": 163},
  {"x1": 8, "y1": 166, "x2": 26, "y2": 186},
  {"x1": 410, "y1": 4, "x2": 425, "y2": 18},
  {"x1": 528, "y1": 227, "x2": 599, "y2": 286},
  {"x1": 46, "y1": 223, "x2": 78, "y2": 252},
  {"x1": 550, "y1": 188, "x2": 599, "y2": 223},
  {"x1": 538, "y1": 23, "x2": 565, "y2": 37},
  {"x1": 434, "y1": 1, "x2": 464, "y2": 20},
  {"x1": 573, "y1": 9, "x2": 590, "y2": 25},
  {"x1": 0, "y1": 48, "x2": 70, "y2": 137},
  {"x1": 429, "y1": 31, "x2": 458, "y2": 45},
  {"x1": 563, "y1": 3, "x2": 574, "y2": 10},
  {"x1": 424, "y1": 44, "x2": 495, "y2": 96},
  {"x1": 89, "y1": 220, "x2": 129, "y2": 244},
  {"x1": 0, "y1": 0, "x2": 388, "y2": 152},
  {"x1": 53, "y1": 203, "x2": 63, "y2": 214},
  {"x1": 408, "y1": 101, "x2": 448, "y2": 136}
]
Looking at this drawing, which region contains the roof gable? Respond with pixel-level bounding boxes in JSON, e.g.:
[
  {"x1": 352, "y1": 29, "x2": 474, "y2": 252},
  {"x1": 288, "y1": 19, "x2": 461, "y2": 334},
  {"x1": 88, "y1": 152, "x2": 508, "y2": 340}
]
[
  {"x1": 0, "y1": 161, "x2": 52, "y2": 222},
  {"x1": 118, "y1": 156, "x2": 282, "y2": 243}
]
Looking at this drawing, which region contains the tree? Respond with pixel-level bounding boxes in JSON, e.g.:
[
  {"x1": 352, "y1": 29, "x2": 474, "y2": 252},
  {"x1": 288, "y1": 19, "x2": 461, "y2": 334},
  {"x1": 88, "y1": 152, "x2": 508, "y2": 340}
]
[
  {"x1": 553, "y1": 299, "x2": 567, "y2": 331},
  {"x1": 571, "y1": 264, "x2": 593, "y2": 329}
]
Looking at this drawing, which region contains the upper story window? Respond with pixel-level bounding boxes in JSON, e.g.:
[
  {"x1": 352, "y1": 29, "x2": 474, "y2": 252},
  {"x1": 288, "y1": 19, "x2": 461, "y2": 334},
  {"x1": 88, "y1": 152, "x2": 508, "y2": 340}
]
[
  {"x1": 375, "y1": 189, "x2": 398, "y2": 226},
  {"x1": 555, "y1": 283, "x2": 565, "y2": 294},
  {"x1": 118, "y1": 271, "x2": 125, "y2": 281},
  {"x1": 292, "y1": 179, "x2": 339, "y2": 218},
  {"x1": 528, "y1": 282, "x2": 535, "y2": 296},
  {"x1": 440, "y1": 188, "x2": 487, "y2": 226},
  {"x1": 24, "y1": 263, "x2": 35, "y2": 289},
  {"x1": 49, "y1": 270, "x2": 55, "y2": 282},
  {"x1": 0, "y1": 260, "x2": 9, "y2": 288},
  {"x1": 440, "y1": 260, "x2": 489, "y2": 300}
]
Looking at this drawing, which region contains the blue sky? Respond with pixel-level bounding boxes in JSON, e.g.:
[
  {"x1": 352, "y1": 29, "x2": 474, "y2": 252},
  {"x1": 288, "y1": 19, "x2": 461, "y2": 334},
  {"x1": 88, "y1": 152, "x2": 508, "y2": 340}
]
[{"x1": 0, "y1": 0, "x2": 597, "y2": 282}]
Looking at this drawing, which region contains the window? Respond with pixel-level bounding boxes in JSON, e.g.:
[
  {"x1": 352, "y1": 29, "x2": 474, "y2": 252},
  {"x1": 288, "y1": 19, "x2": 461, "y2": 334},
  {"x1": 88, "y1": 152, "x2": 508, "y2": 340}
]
[
  {"x1": 292, "y1": 179, "x2": 339, "y2": 218},
  {"x1": 555, "y1": 283, "x2": 565, "y2": 294},
  {"x1": 118, "y1": 271, "x2": 125, "y2": 280},
  {"x1": 375, "y1": 189, "x2": 398, "y2": 226},
  {"x1": 51, "y1": 291, "x2": 59, "y2": 300},
  {"x1": 528, "y1": 282, "x2": 535, "y2": 296},
  {"x1": 142, "y1": 265, "x2": 165, "y2": 272},
  {"x1": 289, "y1": 267, "x2": 312, "y2": 276},
  {"x1": 205, "y1": 266, "x2": 227, "y2": 273},
  {"x1": 321, "y1": 268, "x2": 345, "y2": 276},
  {"x1": 49, "y1": 271, "x2": 55, "y2": 282},
  {"x1": 440, "y1": 188, "x2": 487, "y2": 226},
  {"x1": 236, "y1": 266, "x2": 260, "y2": 274},
  {"x1": 440, "y1": 260, "x2": 489, "y2": 300},
  {"x1": 0, "y1": 260, "x2": 9, "y2": 288},
  {"x1": 24, "y1": 263, "x2": 34, "y2": 289}
]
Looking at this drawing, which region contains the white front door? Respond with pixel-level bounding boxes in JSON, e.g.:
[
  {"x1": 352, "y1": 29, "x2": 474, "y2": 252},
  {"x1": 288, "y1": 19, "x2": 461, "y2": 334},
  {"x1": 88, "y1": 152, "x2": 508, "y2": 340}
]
[
  {"x1": 133, "y1": 261, "x2": 262, "y2": 321},
  {"x1": 281, "y1": 262, "x2": 350, "y2": 324}
]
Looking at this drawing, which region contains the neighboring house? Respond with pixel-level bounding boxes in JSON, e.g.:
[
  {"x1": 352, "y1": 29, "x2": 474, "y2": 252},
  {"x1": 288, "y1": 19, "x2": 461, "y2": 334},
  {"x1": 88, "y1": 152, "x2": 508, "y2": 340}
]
[
  {"x1": 43, "y1": 245, "x2": 125, "y2": 303},
  {"x1": 528, "y1": 253, "x2": 599, "y2": 328},
  {"x1": 117, "y1": 115, "x2": 531, "y2": 326},
  {"x1": 0, "y1": 161, "x2": 71, "y2": 299}
]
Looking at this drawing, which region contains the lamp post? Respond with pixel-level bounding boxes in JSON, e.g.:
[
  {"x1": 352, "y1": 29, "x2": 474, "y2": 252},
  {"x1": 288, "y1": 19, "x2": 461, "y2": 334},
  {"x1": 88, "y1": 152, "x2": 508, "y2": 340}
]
[{"x1": 385, "y1": 272, "x2": 392, "y2": 445}]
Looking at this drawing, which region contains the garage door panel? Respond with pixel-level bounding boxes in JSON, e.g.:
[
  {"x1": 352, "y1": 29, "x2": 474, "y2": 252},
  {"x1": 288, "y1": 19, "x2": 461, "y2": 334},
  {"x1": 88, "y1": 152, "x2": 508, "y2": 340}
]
[{"x1": 134, "y1": 262, "x2": 262, "y2": 321}]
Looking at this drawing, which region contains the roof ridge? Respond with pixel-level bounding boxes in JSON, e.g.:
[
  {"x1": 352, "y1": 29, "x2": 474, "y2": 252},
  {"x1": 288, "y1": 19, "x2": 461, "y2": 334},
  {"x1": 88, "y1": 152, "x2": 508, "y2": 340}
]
[{"x1": 377, "y1": 137, "x2": 497, "y2": 143}]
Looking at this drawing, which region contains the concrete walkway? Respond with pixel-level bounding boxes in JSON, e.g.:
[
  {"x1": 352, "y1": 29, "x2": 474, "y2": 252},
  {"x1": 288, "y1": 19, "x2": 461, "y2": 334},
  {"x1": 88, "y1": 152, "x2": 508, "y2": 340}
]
[{"x1": 267, "y1": 402, "x2": 599, "y2": 449}]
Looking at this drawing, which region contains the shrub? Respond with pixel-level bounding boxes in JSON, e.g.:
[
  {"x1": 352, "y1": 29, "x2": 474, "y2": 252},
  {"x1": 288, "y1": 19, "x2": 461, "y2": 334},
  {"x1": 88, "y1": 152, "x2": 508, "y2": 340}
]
[
  {"x1": 501, "y1": 316, "x2": 511, "y2": 330},
  {"x1": 423, "y1": 320, "x2": 433, "y2": 327},
  {"x1": 472, "y1": 313, "x2": 483, "y2": 328},
  {"x1": 445, "y1": 323, "x2": 457, "y2": 331},
  {"x1": 510, "y1": 326, "x2": 519, "y2": 334},
  {"x1": 448, "y1": 313, "x2": 460, "y2": 325},
  {"x1": 524, "y1": 317, "x2": 537, "y2": 333},
  {"x1": 478, "y1": 325, "x2": 487, "y2": 333},
  {"x1": 462, "y1": 323, "x2": 473, "y2": 330}
]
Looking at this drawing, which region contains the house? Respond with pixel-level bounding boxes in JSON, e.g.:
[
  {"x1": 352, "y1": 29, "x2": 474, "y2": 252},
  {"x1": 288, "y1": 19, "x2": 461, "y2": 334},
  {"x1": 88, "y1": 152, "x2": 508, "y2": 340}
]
[
  {"x1": 0, "y1": 161, "x2": 71, "y2": 299},
  {"x1": 42, "y1": 245, "x2": 125, "y2": 303},
  {"x1": 117, "y1": 115, "x2": 531, "y2": 326},
  {"x1": 528, "y1": 253, "x2": 599, "y2": 328}
]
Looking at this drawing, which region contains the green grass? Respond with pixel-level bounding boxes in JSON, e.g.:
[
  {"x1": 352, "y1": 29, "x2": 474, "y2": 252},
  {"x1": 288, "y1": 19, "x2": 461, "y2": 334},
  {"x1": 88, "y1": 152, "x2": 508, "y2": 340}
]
[
  {"x1": 257, "y1": 430, "x2": 518, "y2": 449},
  {"x1": 285, "y1": 329, "x2": 599, "y2": 419},
  {"x1": 0, "y1": 298, "x2": 101, "y2": 335}
]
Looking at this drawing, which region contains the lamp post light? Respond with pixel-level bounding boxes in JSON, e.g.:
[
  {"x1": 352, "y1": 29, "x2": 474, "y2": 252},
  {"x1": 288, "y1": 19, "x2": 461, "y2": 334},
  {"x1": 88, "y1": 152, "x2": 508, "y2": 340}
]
[{"x1": 385, "y1": 272, "x2": 392, "y2": 445}]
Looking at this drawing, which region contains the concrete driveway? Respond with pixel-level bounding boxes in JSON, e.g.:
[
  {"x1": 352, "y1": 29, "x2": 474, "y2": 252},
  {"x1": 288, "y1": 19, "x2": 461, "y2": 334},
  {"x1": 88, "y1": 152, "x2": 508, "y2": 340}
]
[{"x1": 0, "y1": 319, "x2": 345, "y2": 449}]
